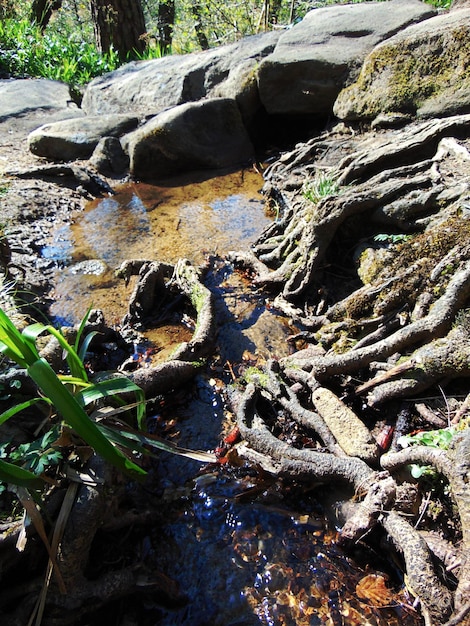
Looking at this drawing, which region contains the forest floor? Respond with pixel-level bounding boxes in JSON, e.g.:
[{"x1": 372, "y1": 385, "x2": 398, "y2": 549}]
[{"x1": 0, "y1": 106, "x2": 469, "y2": 626}]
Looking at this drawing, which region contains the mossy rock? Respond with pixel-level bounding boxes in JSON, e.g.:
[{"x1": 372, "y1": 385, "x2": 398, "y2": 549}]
[{"x1": 333, "y1": 9, "x2": 470, "y2": 121}]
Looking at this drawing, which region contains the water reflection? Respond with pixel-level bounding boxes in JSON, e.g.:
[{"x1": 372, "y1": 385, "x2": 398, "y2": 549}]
[
  {"x1": 79, "y1": 194, "x2": 151, "y2": 266},
  {"x1": 43, "y1": 168, "x2": 270, "y2": 325}
]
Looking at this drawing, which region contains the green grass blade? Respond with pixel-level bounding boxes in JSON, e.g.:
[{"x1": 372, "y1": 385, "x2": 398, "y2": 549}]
[
  {"x1": 74, "y1": 305, "x2": 92, "y2": 354},
  {"x1": 77, "y1": 376, "x2": 146, "y2": 428},
  {"x1": 0, "y1": 398, "x2": 47, "y2": 427},
  {"x1": 97, "y1": 423, "x2": 217, "y2": 463},
  {"x1": 0, "y1": 307, "x2": 39, "y2": 366},
  {"x1": 24, "y1": 323, "x2": 88, "y2": 382},
  {"x1": 57, "y1": 376, "x2": 90, "y2": 388},
  {"x1": 27, "y1": 358, "x2": 145, "y2": 477},
  {"x1": 0, "y1": 458, "x2": 43, "y2": 488},
  {"x1": 77, "y1": 331, "x2": 99, "y2": 364}
]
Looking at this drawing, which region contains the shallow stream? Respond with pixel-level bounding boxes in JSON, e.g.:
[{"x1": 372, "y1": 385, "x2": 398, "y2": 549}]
[{"x1": 42, "y1": 168, "x2": 422, "y2": 626}]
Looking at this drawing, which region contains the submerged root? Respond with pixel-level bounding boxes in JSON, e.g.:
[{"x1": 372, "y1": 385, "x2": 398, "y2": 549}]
[{"x1": 117, "y1": 257, "x2": 217, "y2": 366}]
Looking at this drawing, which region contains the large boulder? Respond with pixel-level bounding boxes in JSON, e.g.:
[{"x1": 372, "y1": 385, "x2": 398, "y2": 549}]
[
  {"x1": 82, "y1": 31, "x2": 280, "y2": 125},
  {"x1": 333, "y1": 8, "x2": 470, "y2": 121},
  {"x1": 28, "y1": 114, "x2": 139, "y2": 160},
  {"x1": 127, "y1": 98, "x2": 255, "y2": 181},
  {"x1": 257, "y1": 0, "x2": 435, "y2": 116}
]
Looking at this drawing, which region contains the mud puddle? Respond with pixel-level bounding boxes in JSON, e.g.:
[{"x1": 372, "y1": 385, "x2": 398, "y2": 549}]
[{"x1": 43, "y1": 167, "x2": 270, "y2": 326}]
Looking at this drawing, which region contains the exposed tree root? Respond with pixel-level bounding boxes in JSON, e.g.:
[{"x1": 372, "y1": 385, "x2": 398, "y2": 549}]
[
  {"x1": 3, "y1": 112, "x2": 470, "y2": 625},
  {"x1": 281, "y1": 260, "x2": 470, "y2": 387},
  {"x1": 118, "y1": 257, "x2": 216, "y2": 362},
  {"x1": 382, "y1": 428, "x2": 470, "y2": 615},
  {"x1": 233, "y1": 378, "x2": 468, "y2": 625},
  {"x1": 228, "y1": 115, "x2": 470, "y2": 625},
  {"x1": 6, "y1": 163, "x2": 115, "y2": 196},
  {"x1": 234, "y1": 382, "x2": 375, "y2": 488},
  {"x1": 381, "y1": 512, "x2": 454, "y2": 625}
]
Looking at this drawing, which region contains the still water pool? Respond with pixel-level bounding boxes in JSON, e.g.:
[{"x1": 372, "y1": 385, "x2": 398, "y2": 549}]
[{"x1": 43, "y1": 167, "x2": 270, "y2": 325}]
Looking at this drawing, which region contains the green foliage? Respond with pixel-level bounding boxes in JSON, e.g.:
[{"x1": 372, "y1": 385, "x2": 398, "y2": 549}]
[
  {"x1": 398, "y1": 427, "x2": 455, "y2": 451},
  {"x1": 397, "y1": 427, "x2": 455, "y2": 478},
  {"x1": 425, "y1": 0, "x2": 452, "y2": 8},
  {"x1": 374, "y1": 233, "x2": 413, "y2": 244},
  {"x1": 303, "y1": 172, "x2": 340, "y2": 204},
  {"x1": 0, "y1": 17, "x2": 119, "y2": 86},
  {"x1": 0, "y1": 427, "x2": 62, "y2": 476},
  {"x1": 0, "y1": 305, "x2": 215, "y2": 494},
  {"x1": 0, "y1": 306, "x2": 146, "y2": 486},
  {"x1": 1, "y1": 0, "x2": 315, "y2": 80}
]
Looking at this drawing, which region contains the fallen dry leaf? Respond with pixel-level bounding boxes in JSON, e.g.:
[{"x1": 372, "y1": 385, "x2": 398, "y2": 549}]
[{"x1": 355, "y1": 574, "x2": 394, "y2": 607}]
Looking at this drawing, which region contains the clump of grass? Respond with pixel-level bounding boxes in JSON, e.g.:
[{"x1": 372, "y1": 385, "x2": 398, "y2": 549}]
[{"x1": 302, "y1": 171, "x2": 340, "y2": 204}]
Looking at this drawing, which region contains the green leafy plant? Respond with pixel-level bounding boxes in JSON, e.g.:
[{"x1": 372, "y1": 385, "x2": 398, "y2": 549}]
[
  {"x1": 302, "y1": 172, "x2": 340, "y2": 204},
  {"x1": 0, "y1": 17, "x2": 119, "y2": 87},
  {"x1": 374, "y1": 233, "x2": 413, "y2": 244},
  {"x1": 0, "y1": 306, "x2": 146, "y2": 484},
  {"x1": 0, "y1": 427, "x2": 62, "y2": 477},
  {"x1": 0, "y1": 305, "x2": 216, "y2": 492},
  {"x1": 397, "y1": 426, "x2": 455, "y2": 478}
]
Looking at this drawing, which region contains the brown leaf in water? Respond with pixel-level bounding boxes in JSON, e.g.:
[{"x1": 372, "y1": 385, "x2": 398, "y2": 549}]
[{"x1": 355, "y1": 574, "x2": 394, "y2": 607}]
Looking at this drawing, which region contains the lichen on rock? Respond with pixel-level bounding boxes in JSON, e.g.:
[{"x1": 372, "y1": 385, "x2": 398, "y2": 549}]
[{"x1": 333, "y1": 9, "x2": 470, "y2": 121}]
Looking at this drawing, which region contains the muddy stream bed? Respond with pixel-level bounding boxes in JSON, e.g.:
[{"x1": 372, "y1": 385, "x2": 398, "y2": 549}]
[{"x1": 41, "y1": 168, "x2": 421, "y2": 626}]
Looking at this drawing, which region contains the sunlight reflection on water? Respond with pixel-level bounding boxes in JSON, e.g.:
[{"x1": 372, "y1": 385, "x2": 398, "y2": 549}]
[{"x1": 44, "y1": 168, "x2": 270, "y2": 325}]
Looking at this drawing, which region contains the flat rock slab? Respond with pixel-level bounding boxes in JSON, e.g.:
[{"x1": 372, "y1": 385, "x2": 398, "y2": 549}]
[
  {"x1": 257, "y1": 0, "x2": 435, "y2": 115},
  {"x1": 0, "y1": 78, "x2": 84, "y2": 143},
  {"x1": 0, "y1": 78, "x2": 80, "y2": 122},
  {"x1": 28, "y1": 114, "x2": 139, "y2": 161}
]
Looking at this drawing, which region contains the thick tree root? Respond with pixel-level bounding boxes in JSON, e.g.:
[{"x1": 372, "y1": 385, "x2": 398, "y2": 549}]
[
  {"x1": 381, "y1": 512, "x2": 454, "y2": 625},
  {"x1": 117, "y1": 257, "x2": 216, "y2": 362},
  {"x1": 382, "y1": 428, "x2": 470, "y2": 615},
  {"x1": 283, "y1": 258, "x2": 470, "y2": 367},
  {"x1": 6, "y1": 163, "x2": 115, "y2": 196},
  {"x1": 234, "y1": 383, "x2": 375, "y2": 488},
  {"x1": 233, "y1": 380, "x2": 468, "y2": 625}
]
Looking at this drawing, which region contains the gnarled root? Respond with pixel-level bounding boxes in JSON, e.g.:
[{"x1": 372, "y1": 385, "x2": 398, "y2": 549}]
[
  {"x1": 234, "y1": 382, "x2": 375, "y2": 488},
  {"x1": 117, "y1": 258, "x2": 216, "y2": 363},
  {"x1": 382, "y1": 428, "x2": 470, "y2": 616},
  {"x1": 381, "y1": 512, "x2": 454, "y2": 625},
  {"x1": 233, "y1": 376, "x2": 469, "y2": 625}
]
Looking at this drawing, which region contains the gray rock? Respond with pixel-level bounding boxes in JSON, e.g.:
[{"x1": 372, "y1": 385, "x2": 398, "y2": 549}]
[
  {"x1": 257, "y1": 0, "x2": 435, "y2": 116},
  {"x1": 90, "y1": 136, "x2": 129, "y2": 175},
  {"x1": 0, "y1": 78, "x2": 80, "y2": 122},
  {"x1": 128, "y1": 98, "x2": 255, "y2": 181},
  {"x1": 0, "y1": 79, "x2": 84, "y2": 141},
  {"x1": 28, "y1": 114, "x2": 139, "y2": 161},
  {"x1": 70, "y1": 259, "x2": 108, "y2": 275},
  {"x1": 82, "y1": 31, "x2": 280, "y2": 125},
  {"x1": 333, "y1": 9, "x2": 470, "y2": 121}
]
